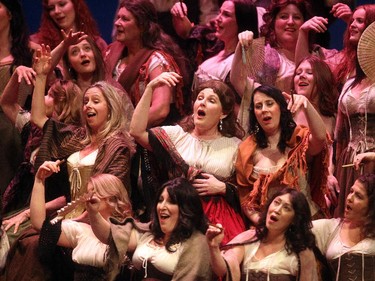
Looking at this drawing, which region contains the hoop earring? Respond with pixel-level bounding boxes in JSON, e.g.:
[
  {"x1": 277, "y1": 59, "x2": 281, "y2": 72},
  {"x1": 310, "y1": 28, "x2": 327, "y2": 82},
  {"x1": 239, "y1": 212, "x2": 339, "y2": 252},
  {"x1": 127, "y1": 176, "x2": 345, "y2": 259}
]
[{"x1": 219, "y1": 119, "x2": 223, "y2": 131}]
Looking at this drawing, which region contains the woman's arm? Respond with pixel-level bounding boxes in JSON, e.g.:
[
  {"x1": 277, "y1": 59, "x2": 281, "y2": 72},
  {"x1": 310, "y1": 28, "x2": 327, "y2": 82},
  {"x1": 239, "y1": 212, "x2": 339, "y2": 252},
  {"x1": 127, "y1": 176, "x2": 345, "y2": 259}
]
[
  {"x1": 85, "y1": 197, "x2": 111, "y2": 244},
  {"x1": 230, "y1": 31, "x2": 254, "y2": 98},
  {"x1": 30, "y1": 45, "x2": 52, "y2": 129},
  {"x1": 295, "y1": 16, "x2": 328, "y2": 64},
  {"x1": 284, "y1": 93, "x2": 327, "y2": 156},
  {"x1": 129, "y1": 71, "x2": 181, "y2": 150},
  {"x1": 0, "y1": 66, "x2": 35, "y2": 124},
  {"x1": 171, "y1": 2, "x2": 193, "y2": 39}
]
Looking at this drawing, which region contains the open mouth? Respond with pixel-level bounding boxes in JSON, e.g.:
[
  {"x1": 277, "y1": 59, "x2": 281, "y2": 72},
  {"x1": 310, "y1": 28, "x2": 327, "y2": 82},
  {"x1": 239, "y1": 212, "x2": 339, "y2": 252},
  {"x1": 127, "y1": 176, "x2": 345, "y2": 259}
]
[
  {"x1": 87, "y1": 112, "x2": 96, "y2": 118},
  {"x1": 270, "y1": 214, "x2": 279, "y2": 222},
  {"x1": 197, "y1": 109, "x2": 206, "y2": 117},
  {"x1": 81, "y1": 59, "x2": 90, "y2": 66},
  {"x1": 263, "y1": 116, "x2": 271, "y2": 122},
  {"x1": 298, "y1": 82, "x2": 309, "y2": 87},
  {"x1": 159, "y1": 213, "x2": 170, "y2": 221}
]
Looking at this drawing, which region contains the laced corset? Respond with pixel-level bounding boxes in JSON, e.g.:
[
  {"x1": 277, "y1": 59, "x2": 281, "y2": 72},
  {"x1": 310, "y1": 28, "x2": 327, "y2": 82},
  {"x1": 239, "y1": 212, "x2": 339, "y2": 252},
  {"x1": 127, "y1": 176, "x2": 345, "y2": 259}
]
[{"x1": 340, "y1": 84, "x2": 375, "y2": 152}]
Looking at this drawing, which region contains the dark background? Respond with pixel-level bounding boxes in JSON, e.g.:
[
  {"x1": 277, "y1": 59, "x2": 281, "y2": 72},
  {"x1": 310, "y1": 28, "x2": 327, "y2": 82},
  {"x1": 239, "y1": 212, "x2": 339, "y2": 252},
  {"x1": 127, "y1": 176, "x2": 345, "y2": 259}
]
[{"x1": 20, "y1": 0, "x2": 375, "y2": 49}]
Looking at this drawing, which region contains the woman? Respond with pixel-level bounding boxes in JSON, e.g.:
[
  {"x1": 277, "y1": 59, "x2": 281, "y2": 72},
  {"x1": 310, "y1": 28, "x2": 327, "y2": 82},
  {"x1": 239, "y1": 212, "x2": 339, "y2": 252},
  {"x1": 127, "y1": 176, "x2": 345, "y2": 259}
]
[
  {"x1": 235, "y1": 85, "x2": 329, "y2": 225},
  {"x1": 0, "y1": 0, "x2": 35, "y2": 195},
  {"x1": 206, "y1": 188, "x2": 319, "y2": 281},
  {"x1": 31, "y1": 0, "x2": 107, "y2": 52},
  {"x1": 292, "y1": 56, "x2": 337, "y2": 138},
  {"x1": 1, "y1": 67, "x2": 82, "y2": 237},
  {"x1": 313, "y1": 174, "x2": 375, "y2": 281},
  {"x1": 192, "y1": 0, "x2": 259, "y2": 115},
  {"x1": 87, "y1": 177, "x2": 212, "y2": 281},
  {"x1": 106, "y1": 0, "x2": 188, "y2": 124},
  {"x1": 130, "y1": 71, "x2": 245, "y2": 244},
  {"x1": 29, "y1": 170, "x2": 132, "y2": 281},
  {"x1": 334, "y1": 20, "x2": 375, "y2": 217},
  {"x1": 30, "y1": 45, "x2": 135, "y2": 213},
  {"x1": 231, "y1": 0, "x2": 337, "y2": 97}
]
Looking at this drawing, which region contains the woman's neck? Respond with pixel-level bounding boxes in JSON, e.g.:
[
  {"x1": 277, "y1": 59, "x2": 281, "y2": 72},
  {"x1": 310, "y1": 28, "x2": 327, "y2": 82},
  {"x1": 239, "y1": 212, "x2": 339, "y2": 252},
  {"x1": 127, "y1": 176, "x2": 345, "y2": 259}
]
[
  {"x1": 279, "y1": 46, "x2": 295, "y2": 61},
  {"x1": 0, "y1": 29, "x2": 11, "y2": 61},
  {"x1": 77, "y1": 74, "x2": 93, "y2": 93},
  {"x1": 263, "y1": 231, "x2": 286, "y2": 246},
  {"x1": 266, "y1": 131, "x2": 281, "y2": 149},
  {"x1": 192, "y1": 127, "x2": 221, "y2": 140},
  {"x1": 125, "y1": 40, "x2": 144, "y2": 57},
  {"x1": 222, "y1": 37, "x2": 238, "y2": 57}
]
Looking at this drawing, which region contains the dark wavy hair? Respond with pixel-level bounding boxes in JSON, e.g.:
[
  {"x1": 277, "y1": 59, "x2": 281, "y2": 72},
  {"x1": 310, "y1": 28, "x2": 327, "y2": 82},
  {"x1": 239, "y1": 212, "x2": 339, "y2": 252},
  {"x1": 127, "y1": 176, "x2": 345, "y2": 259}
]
[
  {"x1": 150, "y1": 177, "x2": 209, "y2": 252},
  {"x1": 34, "y1": 0, "x2": 101, "y2": 50},
  {"x1": 256, "y1": 188, "x2": 316, "y2": 254},
  {"x1": 260, "y1": 0, "x2": 311, "y2": 48},
  {"x1": 249, "y1": 85, "x2": 296, "y2": 153},
  {"x1": 232, "y1": 0, "x2": 259, "y2": 38},
  {"x1": 355, "y1": 174, "x2": 375, "y2": 238},
  {"x1": 179, "y1": 80, "x2": 245, "y2": 139},
  {"x1": 1, "y1": 0, "x2": 33, "y2": 70},
  {"x1": 293, "y1": 56, "x2": 338, "y2": 117},
  {"x1": 334, "y1": 5, "x2": 375, "y2": 86},
  {"x1": 118, "y1": 0, "x2": 189, "y2": 85},
  {"x1": 62, "y1": 37, "x2": 106, "y2": 84}
]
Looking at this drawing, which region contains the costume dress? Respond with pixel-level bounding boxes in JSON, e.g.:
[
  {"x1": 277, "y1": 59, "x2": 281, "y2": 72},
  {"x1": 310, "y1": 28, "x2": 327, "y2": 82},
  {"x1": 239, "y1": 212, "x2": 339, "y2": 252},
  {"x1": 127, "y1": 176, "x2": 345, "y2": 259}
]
[
  {"x1": 236, "y1": 126, "x2": 330, "y2": 218},
  {"x1": 149, "y1": 125, "x2": 245, "y2": 245},
  {"x1": 108, "y1": 217, "x2": 212, "y2": 281},
  {"x1": 335, "y1": 80, "x2": 375, "y2": 216},
  {"x1": 313, "y1": 218, "x2": 375, "y2": 281}
]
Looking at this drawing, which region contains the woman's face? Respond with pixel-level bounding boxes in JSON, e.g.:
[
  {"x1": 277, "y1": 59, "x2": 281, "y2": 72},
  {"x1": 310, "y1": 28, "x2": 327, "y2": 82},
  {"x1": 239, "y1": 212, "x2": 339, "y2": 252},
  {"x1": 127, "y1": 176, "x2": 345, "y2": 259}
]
[
  {"x1": 114, "y1": 7, "x2": 142, "y2": 44},
  {"x1": 294, "y1": 60, "x2": 316, "y2": 100},
  {"x1": 47, "y1": 0, "x2": 76, "y2": 31},
  {"x1": 82, "y1": 86, "x2": 109, "y2": 133},
  {"x1": 157, "y1": 188, "x2": 179, "y2": 237},
  {"x1": 253, "y1": 91, "x2": 281, "y2": 136},
  {"x1": 193, "y1": 88, "x2": 226, "y2": 132},
  {"x1": 68, "y1": 39, "x2": 96, "y2": 76},
  {"x1": 345, "y1": 180, "x2": 369, "y2": 222},
  {"x1": 274, "y1": 4, "x2": 304, "y2": 48},
  {"x1": 215, "y1": 1, "x2": 238, "y2": 42},
  {"x1": 0, "y1": 3, "x2": 11, "y2": 33},
  {"x1": 349, "y1": 8, "x2": 367, "y2": 45},
  {"x1": 266, "y1": 193, "x2": 295, "y2": 233}
]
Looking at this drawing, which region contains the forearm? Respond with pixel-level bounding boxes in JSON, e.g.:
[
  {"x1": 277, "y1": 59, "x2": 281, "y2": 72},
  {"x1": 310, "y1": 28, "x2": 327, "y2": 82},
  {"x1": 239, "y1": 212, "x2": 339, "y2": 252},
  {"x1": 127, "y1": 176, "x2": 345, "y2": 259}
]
[
  {"x1": 88, "y1": 211, "x2": 111, "y2": 244},
  {"x1": 230, "y1": 43, "x2": 248, "y2": 97},
  {"x1": 129, "y1": 85, "x2": 153, "y2": 149},
  {"x1": 45, "y1": 196, "x2": 67, "y2": 212},
  {"x1": 30, "y1": 178, "x2": 47, "y2": 231},
  {"x1": 304, "y1": 102, "x2": 327, "y2": 154},
  {"x1": 172, "y1": 16, "x2": 193, "y2": 39},
  {"x1": 208, "y1": 245, "x2": 228, "y2": 277},
  {"x1": 30, "y1": 74, "x2": 48, "y2": 128},
  {"x1": 295, "y1": 30, "x2": 310, "y2": 64},
  {"x1": 50, "y1": 40, "x2": 68, "y2": 71}
]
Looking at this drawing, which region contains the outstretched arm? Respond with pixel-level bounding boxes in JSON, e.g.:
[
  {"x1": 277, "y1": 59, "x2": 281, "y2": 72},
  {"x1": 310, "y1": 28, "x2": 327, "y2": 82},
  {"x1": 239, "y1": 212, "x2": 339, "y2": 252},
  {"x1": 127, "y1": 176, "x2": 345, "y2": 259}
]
[
  {"x1": 30, "y1": 45, "x2": 52, "y2": 129},
  {"x1": 295, "y1": 16, "x2": 328, "y2": 64},
  {"x1": 171, "y1": 2, "x2": 193, "y2": 39},
  {"x1": 283, "y1": 92, "x2": 327, "y2": 156},
  {"x1": 129, "y1": 71, "x2": 182, "y2": 150},
  {"x1": 230, "y1": 31, "x2": 254, "y2": 98}
]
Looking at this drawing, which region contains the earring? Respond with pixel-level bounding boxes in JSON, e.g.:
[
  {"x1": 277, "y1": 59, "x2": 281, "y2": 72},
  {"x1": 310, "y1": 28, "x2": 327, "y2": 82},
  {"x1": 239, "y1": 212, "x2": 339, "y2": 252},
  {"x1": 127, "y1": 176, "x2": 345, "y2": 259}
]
[
  {"x1": 219, "y1": 119, "x2": 223, "y2": 131},
  {"x1": 253, "y1": 123, "x2": 259, "y2": 134}
]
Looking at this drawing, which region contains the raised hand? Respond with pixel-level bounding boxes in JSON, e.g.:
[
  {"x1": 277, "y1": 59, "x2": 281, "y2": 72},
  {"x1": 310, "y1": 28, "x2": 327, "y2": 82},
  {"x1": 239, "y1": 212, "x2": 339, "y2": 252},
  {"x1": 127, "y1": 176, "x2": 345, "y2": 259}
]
[
  {"x1": 300, "y1": 16, "x2": 328, "y2": 34},
  {"x1": 283, "y1": 91, "x2": 308, "y2": 114},
  {"x1": 33, "y1": 44, "x2": 52, "y2": 76},
  {"x1": 146, "y1": 71, "x2": 182, "y2": 92},
  {"x1": 238, "y1": 30, "x2": 254, "y2": 49},
  {"x1": 35, "y1": 159, "x2": 64, "y2": 181},
  {"x1": 61, "y1": 29, "x2": 88, "y2": 47},
  {"x1": 192, "y1": 173, "x2": 226, "y2": 196},
  {"x1": 331, "y1": 3, "x2": 352, "y2": 24},
  {"x1": 14, "y1": 65, "x2": 36, "y2": 86},
  {"x1": 170, "y1": 1, "x2": 188, "y2": 18}
]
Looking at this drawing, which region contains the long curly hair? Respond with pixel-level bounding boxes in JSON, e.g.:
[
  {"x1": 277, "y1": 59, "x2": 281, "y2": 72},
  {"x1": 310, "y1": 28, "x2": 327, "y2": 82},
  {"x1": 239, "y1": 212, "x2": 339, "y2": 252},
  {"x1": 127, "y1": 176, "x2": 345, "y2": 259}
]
[
  {"x1": 355, "y1": 174, "x2": 375, "y2": 239},
  {"x1": 150, "y1": 177, "x2": 208, "y2": 252},
  {"x1": 292, "y1": 56, "x2": 338, "y2": 117},
  {"x1": 179, "y1": 79, "x2": 245, "y2": 139},
  {"x1": 88, "y1": 173, "x2": 132, "y2": 220},
  {"x1": 256, "y1": 188, "x2": 316, "y2": 254},
  {"x1": 1, "y1": 0, "x2": 33, "y2": 69},
  {"x1": 334, "y1": 5, "x2": 375, "y2": 86},
  {"x1": 62, "y1": 37, "x2": 106, "y2": 84},
  {"x1": 34, "y1": 0, "x2": 101, "y2": 50},
  {"x1": 117, "y1": 0, "x2": 189, "y2": 84},
  {"x1": 49, "y1": 79, "x2": 83, "y2": 126},
  {"x1": 249, "y1": 85, "x2": 296, "y2": 153},
  {"x1": 260, "y1": 0, "x2": 311, "y2": 48}
]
